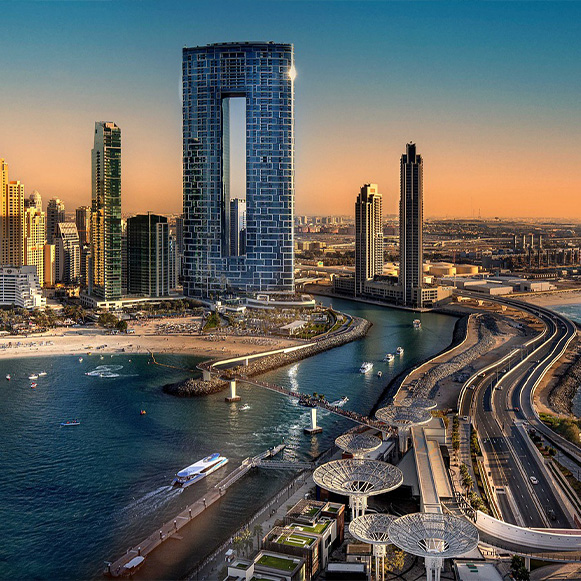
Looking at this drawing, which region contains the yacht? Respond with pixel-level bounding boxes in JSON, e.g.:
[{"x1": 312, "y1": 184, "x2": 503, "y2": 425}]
[
  {"x1": 172, "y1": 453, "x2": 229, "y2": 488},
  {"x1": 5, "y1": 374, "x2": 10, "y2": 381},
  {"x1": 38, "y1": 371, "x2": 47, "y2": 376},
  {"x1": 413, "y1": 319, "x2": 421, "y2": 329},
  {"x1": 28, "y1": 374, "x2": 38, "y2": 380},
  {"x1": 359, "y1": 362, "x2": 373, "y2": 374},
  {"x1": 383, "y1": 353, "x2": 394, "y2": 362},
  {"x1": 396, "y1": 347, "x2": 404, "y2": 355}
]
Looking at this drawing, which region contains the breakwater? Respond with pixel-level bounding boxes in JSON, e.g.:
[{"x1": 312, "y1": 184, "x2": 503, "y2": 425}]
[{"x1": 163, "y1": 315, "x2": 371, "y2": 397}]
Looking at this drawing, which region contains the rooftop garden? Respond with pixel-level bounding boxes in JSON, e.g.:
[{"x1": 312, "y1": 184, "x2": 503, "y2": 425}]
[
  {"x1": 276, "y1": 531, "x2": 316, "y2": 548},
  {"x1": 256, "y1": 554, "x2": 298, "y2": 572},
  {"x1": 291, "y1": 521, "x2": 330, "y2": 534}
]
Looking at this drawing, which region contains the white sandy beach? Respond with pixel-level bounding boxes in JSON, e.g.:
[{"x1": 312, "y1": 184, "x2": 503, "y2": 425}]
[
  {"x1": 519, "y1": 289, "x2": 581, "y2": 308},
  {"x1": 0, "y1": 316, "x2": 300, "y2": 360}
]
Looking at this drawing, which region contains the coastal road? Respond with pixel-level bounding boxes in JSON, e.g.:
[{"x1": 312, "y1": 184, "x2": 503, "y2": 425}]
[{"x1": 459, "y1": 292, "x2": 577, "y2": 528}]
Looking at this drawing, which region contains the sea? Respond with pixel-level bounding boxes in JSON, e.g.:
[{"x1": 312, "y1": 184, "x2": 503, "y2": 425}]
[
  {"x1": 0, "y1": 297, "x2": 457, "y2": 580},
  {"x1": 545, "y1": 302, "x2": 581, "y2": 417}
]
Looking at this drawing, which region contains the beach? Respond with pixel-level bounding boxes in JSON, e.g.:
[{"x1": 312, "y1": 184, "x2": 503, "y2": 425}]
[
  {"x1": 519, "y1": 289, "x2": 581, "y2": 308},
  {"x1": 0, "y1": 316, "x2": 301, "y2": 360}
]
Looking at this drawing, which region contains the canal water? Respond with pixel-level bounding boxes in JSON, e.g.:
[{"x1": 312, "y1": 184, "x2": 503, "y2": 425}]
[{"x1": 0, "y1": 298, "x2": 456, "y2": 580}]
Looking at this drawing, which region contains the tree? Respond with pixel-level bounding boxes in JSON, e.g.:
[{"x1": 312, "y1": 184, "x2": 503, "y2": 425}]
[
  {"x1": 98, "y1": 312, "x2": 118, "y2": 328},
  {"x1": 511, "y1": 555, "x2": 530, "y2": 580},
  {"x1": 253, "y1": 524, "x2": 263, "y2": 549},
  {"x1": 232, "y1": 534, "x2": 245, "y2": 556},
  {"x1": 116, "y1": 319, "x2": 128, "y2": 333}
]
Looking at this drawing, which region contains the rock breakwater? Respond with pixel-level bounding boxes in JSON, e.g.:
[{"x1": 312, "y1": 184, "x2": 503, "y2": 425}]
[{"x1": 163, "y1": 316, "x2": 371, "y2": 397}]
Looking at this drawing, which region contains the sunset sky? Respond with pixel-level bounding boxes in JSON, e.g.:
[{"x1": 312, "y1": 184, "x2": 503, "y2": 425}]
[{"x1": 1, "y1": 1, "x2": 580, "y2": 219}]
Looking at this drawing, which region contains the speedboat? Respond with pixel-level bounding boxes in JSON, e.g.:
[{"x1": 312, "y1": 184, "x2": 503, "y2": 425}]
[
  {"x1": 60, "y1": 420, "x2": 80, "y2": 427},
  {"x1": 172, "y1": 453, "x2": 229, "y2": 488},
  {"x1": 377, "y1": 371, "x2": 382, "y2": 377},
  {"x1": 38, "y1": 371, "x2": 47, "y2": 376},
  {"x1": 28, "y1": 374, "x2": 38, "y2": 380},
  {"x1": 30, "y1": 382, "x2": 37, "y2": 389},
  {"x1": 413, "y1": 319, "x2": 421, "y2": 329},
  {"x1": 140, "y1": 410, "x2": 146, "y2": 415},
  {"x1": 340, "y1": 396, "x2": 349, "y2": 403},
  {"x1": 383, "y1": 353, "x2": 394, "y2": 362},
  {"x1": 396, "y1": 347, "x2": 404, "y2": 355},
  {"x1": 240, "y1": 404, "x2": 251, "y2": 411},
  {"x1": 5, "y1": 374, "x2": 10, "y2": 380},
  {"x1": 78, "y1": 357, "x2": 83, "y2": 363},
  {"x1": 359, "y1": 362, "x2": 373, "y2": 373}
]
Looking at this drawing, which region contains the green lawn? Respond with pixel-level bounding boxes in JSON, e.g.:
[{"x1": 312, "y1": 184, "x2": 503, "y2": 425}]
[
  {"x1": 277, "y1": 532, "x2": 315, "y2": 547},
  {"x1": 291, "y1": 521, "x2": 329, "y2": 534},
  {"x1": 257, "y1": 554, "x2": 298, "y2": 572}
]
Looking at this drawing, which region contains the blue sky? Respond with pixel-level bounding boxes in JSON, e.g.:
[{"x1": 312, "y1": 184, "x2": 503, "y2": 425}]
[{"x1": 1, "y1": 1, "x2": 580, "y2": 217}]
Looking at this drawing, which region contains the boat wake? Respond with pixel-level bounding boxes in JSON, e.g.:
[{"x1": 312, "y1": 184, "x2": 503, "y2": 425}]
[
  {"x1": 123, "y1": 485, "x2": 181, "y2": 516},
  {"x1": 85, "y1": 365, "x2": 124, "y2": 378}
]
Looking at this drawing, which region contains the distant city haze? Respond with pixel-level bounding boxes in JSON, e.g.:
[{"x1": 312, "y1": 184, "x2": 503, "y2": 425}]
[{"x1": 1, "y1": 1, "x2": 580, "y2": 218}]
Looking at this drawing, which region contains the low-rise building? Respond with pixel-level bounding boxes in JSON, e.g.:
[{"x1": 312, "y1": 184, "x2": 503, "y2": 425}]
[{"x1": 0, "y1": 265, "x2": 46, "y2": 309}]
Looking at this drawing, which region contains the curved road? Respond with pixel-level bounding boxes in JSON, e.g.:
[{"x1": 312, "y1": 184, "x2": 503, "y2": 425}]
[{"x1": 459, "y1": 292, "x2": 577, "y2": 529}]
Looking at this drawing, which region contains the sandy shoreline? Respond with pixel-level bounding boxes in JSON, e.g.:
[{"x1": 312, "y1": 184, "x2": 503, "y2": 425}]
[
  {"x1": 0, "y1": 316, "x2": 301, "y2": 361},
  {"x1": 519, "y1": 289, "x2": 581, "y2": 308}
]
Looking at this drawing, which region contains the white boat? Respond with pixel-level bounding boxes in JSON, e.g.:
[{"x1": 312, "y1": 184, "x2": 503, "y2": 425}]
[
  {"x1": 377, "y1": 371, "x2": 382, "y2": 377},
  {"x1": 383, "y1": 353, "x2": 394, "y2": 362},
  {"x1": 5, "y1": 374, "x2": 10, "y2": 380},
  {"x1": 28, "y1": 374, "x2": 38, "y2": 380},
  {"x1": 38, "y1": 371, "x2": 47, "y2": 376},
  {"x1": 78, "y1": 357, "x2": 83, "y2": 363},
  {"x1": 396, "y1": 347, "x2": 404, "y2": 355},
  {"x1": 413, "y1": 319, "x2": 421, "y2": 329},
  {"x1": 172, "y1": 453, "x2": 229, "y2": 488},
  {"x1": 240, "y1": 404, "x2": 251, "y2": 411},
  {"x1": 359, "y1": 362, "x2": 373, "y2": 373}
]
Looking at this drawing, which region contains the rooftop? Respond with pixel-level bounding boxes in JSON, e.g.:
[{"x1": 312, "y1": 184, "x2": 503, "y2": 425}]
[{"x1": 256, "y1": 552, "x2": 300, "y2": 573}]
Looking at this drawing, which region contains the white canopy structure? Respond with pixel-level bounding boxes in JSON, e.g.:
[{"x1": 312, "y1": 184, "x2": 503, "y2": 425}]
[
  {"x1": 388, "y1": 513, "x2": 479, "y2": 581},
  {"x1": 335, "y1": 432, "x2": 382, "y2": 458},
  {"x1": 397, "y1": 397, "x2": 438, "y2": 410},
  {"x1": 376, "y1": 405, "x2": 432, "y2": 454},
  {"x1": 349, "y1": 513, "x2": 396, "y2": 581},
  {"x1": 313, "y1": 459, "x2": 403, "y2": 518}
]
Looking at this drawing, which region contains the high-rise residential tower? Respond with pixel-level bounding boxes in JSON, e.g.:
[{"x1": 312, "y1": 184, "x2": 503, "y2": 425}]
[
  {"x1": 355, "y1": 184, "x2": 383, "y2": 295},
  {"x1": 1, "y1": 175, "x2": 25, "y2": 267},
  {"x1": 399, "y1": 142, "x2": 424, "y2": 308},
  {"x1": 90, "y1": 121, "x2": 122, "y2": 300},
  {"x1": 75, "y1": 205, "x2": 91, "y2": 247},
  {"x1": 24, "y1": 204, "x2": 46, "y2": 283},
  {"x1": 229, "y1": 198, "x2": 247, "y2": 256},
  {"x1": 46, "y1": 198, "x2": 65, "y2": 244},
  {"x1": 126, "y1": 213, "x2": 170, "y2": 297},
  {"x1": 182, "y1": 42, "x2": 295, "y2": 298},
  {"x1": 55, "y1": 222, "x2": 80, "y2": 283}
]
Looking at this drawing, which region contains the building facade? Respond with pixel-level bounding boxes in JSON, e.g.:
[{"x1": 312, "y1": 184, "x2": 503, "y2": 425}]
[
  {"x1": 399, "y1": 143, "x2": 424, "y2": 308},
  {"x1": 1, "y1": 166, "x2": 25, "y2": 268},
  {"x1": 75, "y1": 205, "x2": 91, "y2": 247},
  {"x1": 55, "y1": 222, "x2": 81, "y2": 283},
  {"x1": 355, "y1": 183, "x2": 383, "y2": 295},
  {"x1": 46, "y1": 198, "x2": 65, "y2": 245},
  {"x1": 90, "y1": 121, "x2": 122, "y2": 300},
  {"x1": 182, "y1": 42, "x2": 295, "y2": 298},
  {"x1": 24, "y1": 205, "x2": 46, "y2": 283},
  {"x1": 127, "y1": 213, "x2": 170, "y2": 297},
  {"x1": 0, "y1": 265, "x2": 46, "y2": 309}
]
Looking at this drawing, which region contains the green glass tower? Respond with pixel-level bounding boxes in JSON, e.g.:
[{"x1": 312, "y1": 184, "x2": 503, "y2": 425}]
[{"x1": 90, "y1": 121, "x2": 122, "y2": 300}]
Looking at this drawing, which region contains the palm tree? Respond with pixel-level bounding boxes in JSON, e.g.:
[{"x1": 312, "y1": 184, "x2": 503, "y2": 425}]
[{"x1": 253, "y1": 524, "x2": 263, "y2": 549}]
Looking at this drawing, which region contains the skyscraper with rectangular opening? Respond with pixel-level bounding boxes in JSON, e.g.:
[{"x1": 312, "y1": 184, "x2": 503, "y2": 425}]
[
  {"x1": 182, "y1": 42, "x2": 295, "y2": 298},
  {"x1": 399, "y1": 142, "x2": 424, "y2": 308}
]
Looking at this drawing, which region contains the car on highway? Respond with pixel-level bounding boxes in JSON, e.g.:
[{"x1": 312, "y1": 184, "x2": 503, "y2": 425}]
[
  {"x1": 530, "y1": 476, "x2": 539, "y2": 485},
  {"x1": 514, "y1": 407, "x2": 520, "y2": 412}
]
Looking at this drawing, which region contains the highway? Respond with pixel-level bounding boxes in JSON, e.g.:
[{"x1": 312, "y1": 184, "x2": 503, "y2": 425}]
[{"x1": 459, "y1": 291, "x2": 578, "y2": 529}]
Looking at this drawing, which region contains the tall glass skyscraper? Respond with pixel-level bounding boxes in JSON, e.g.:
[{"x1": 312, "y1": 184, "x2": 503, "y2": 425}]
[
  {"x1": 182, "y1": 42, "x2": 295, "y2": 298},
  {"x1": 399, "y1": 142, "x2": 424, "y2": 308},
  {"x1": 355, "y1": 184, "x2": 383, "y2": 295},
  {"x1": 90, "y1": 121, "x2": 122, "y2": 300}
]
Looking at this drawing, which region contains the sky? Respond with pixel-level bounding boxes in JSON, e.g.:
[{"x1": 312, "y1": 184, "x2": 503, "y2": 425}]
[{"x1": 1, "y1": 1, "x2": 580, "y2": 219}]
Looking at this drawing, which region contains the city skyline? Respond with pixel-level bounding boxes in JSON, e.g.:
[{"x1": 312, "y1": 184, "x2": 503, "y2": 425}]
[{"x1": 1, "y1": 1, "x2": 580, "y2": 219}]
